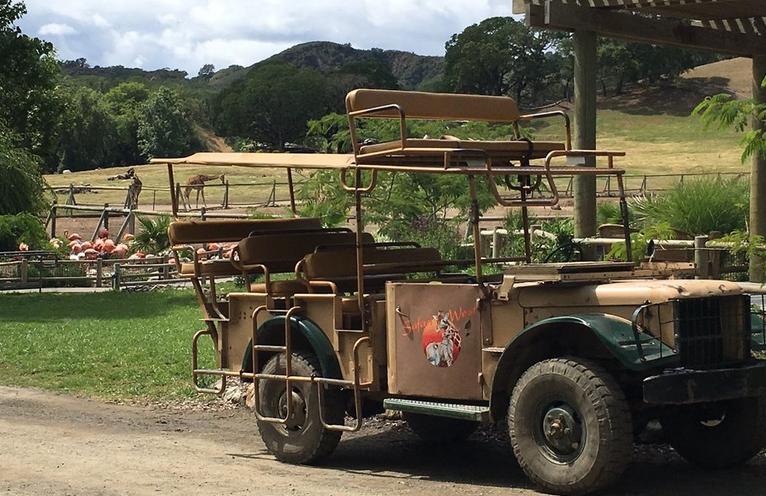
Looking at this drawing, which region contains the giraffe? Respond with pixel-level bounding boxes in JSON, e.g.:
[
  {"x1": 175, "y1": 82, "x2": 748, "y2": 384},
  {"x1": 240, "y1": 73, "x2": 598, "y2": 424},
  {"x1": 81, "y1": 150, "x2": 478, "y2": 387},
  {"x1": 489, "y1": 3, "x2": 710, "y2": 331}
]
[
  {"x1": 183, "y1": 174, "x2": 225, "y2": 210},
  {"x1": 107, "y1": 167, "x2": 142, "y2": 209}
]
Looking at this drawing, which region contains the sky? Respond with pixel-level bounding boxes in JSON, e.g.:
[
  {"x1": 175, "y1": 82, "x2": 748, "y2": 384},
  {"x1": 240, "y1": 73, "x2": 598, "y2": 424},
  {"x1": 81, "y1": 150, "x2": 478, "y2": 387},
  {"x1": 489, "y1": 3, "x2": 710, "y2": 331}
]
[{"x1": 19, "y1": 1, "x2": 516, "y2": 76}]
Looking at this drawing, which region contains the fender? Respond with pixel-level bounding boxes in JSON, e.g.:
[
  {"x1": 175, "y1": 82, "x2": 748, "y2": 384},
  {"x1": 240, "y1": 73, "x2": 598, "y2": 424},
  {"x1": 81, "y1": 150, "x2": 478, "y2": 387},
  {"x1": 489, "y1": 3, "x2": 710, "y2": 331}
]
[
  {"x1": 489, "y1": 313, "x2": 676, "y2": 421},
  {"x1": 241, "y1": 315, "x2": 343, "y2": 379},
  {"x1": 505, "y1": 313, "x2": 677, "y2": 372}
]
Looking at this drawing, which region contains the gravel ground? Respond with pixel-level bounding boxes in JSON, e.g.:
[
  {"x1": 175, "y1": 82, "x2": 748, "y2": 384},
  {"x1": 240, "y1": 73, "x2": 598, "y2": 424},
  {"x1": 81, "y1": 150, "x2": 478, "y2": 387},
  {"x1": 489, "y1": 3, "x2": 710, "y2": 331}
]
[{"x1": 1, "y1": 385, "x2": 764, "y2": 496}]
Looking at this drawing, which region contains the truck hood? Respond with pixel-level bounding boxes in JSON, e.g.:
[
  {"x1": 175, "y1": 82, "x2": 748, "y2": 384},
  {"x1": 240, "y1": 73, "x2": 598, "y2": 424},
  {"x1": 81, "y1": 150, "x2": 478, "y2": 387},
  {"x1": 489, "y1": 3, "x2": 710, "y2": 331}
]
[{"x1": 516, "y1": 279, "x2": 743, "y2": 308}]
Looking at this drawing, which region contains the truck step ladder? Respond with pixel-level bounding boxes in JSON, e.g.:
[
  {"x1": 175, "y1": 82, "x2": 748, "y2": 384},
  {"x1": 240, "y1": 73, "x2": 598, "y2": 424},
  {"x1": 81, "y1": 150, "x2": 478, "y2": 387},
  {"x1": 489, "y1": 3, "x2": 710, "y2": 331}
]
[{"x1": 383, "y1": 398, "x2": 490, "y2": 422}]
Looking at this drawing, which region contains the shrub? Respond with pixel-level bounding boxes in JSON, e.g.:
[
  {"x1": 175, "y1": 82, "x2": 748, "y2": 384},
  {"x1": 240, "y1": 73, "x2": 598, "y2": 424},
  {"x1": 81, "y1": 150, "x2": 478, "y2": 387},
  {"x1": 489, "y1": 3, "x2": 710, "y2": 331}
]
[
  {"x1": 631, "y1": 177, "x2": 749, "y2": 236},
  {"x1": 0, "y1": 213, "x2": 48, "y2": 251},
  {"x1": 132, "y1": 215, "x2": 171, "y2": 254}
]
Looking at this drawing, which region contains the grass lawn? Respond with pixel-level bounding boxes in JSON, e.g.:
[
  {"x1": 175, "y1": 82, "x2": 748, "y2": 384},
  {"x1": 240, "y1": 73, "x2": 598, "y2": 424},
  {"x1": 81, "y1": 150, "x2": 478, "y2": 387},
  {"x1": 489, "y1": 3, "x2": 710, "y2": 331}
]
[{"x1": 0, "y1": 290, "x2": 216, "y2": 400}]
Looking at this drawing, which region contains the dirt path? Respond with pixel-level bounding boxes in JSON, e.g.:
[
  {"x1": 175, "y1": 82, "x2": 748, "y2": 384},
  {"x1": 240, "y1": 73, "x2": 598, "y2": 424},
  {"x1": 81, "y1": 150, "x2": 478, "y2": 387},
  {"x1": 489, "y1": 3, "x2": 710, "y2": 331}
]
[{"x1": 1, "y1": 386, "x2": 764, "y2": 496}]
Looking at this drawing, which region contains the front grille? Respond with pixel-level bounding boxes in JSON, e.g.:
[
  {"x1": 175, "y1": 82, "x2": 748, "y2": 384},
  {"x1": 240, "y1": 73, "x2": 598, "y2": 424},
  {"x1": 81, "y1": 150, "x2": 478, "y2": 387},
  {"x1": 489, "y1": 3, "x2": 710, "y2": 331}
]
[{"x1": 675, "y1": 295, "x2": 751, "y2": 369}]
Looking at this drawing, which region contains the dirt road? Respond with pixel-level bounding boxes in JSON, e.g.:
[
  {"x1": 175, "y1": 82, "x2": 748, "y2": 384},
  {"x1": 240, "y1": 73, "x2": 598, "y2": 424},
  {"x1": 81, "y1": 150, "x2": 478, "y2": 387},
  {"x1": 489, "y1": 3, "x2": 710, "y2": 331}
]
[{"x1": 1, "y1": 386, "x2": 764, "y2": 496}]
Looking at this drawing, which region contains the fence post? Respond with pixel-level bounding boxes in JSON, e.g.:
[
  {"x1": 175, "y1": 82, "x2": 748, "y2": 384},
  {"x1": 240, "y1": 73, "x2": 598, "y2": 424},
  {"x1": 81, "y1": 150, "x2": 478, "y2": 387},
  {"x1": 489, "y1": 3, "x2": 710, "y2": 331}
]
[
  {"x1": 20, "y1": 259, "x2": 28, "y2": 283},
  {"x1": 103, "y1": 204, "x2": 110, "y2": 232},
  {"x1": 223, "y1": 180, "x2": 229, "y2": 209},
  {"x1": 162, "y1": 255, "x2": 169, "y2": 280},
  {"x1": 96, "y1": 258, "x2": 103, "y2": 287},
  {"x1": 694, "y1": 235, "x2": 710, "y2": 279},
  {"x1": 50, "y1": 204, "x2": 57, "y2": 238},
  {"x1": 112, "y1": 263, "x2": 121, "y2": 290}
]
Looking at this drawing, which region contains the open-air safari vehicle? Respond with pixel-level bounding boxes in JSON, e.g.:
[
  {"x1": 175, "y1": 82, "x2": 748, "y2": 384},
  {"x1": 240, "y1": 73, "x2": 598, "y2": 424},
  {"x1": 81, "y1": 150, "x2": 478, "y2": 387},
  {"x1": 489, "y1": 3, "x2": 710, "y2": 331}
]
[{"x1": 155, "y1": 89, "x2": 766, "y2": 496}]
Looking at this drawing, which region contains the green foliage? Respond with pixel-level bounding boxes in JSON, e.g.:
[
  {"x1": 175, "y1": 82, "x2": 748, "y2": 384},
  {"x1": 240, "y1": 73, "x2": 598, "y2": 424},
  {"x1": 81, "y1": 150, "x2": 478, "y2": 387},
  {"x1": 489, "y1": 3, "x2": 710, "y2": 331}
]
[
  {"x1": 0, "y1": 0, "x2": 60, "y2": 167},
  {"x1": 0, "y1": 212, "x2": 47, "y2": 250},
  {"x1": 631, "y1": 177, "x2": 749, "y2": 235},
  {"x1": 104, "y1": 82, "x2": 151, "y2": 164},
  {"x1": 214, "y1": 62, "x2": 331, "y2": 149},
  {"x1": 608, "y1": 222, "x2": 674, "y2": 263},
  {"x1": 597, "y1": 201, "x2": 633, "y2": 226},
  {"x1": 297, "y1": 169, "x2": 349, "y2": 227},
  {"x1": 444, "y1": 17, "x2": 555, "y2": 104},
  {"x1": 0, "y1": 124, "x2": 47, "y2": 214},
  {"x1": 57, "y1": 86, "x2": 119, "y2": 172},
  {"x1": 694, "y1": 92, "x2": 766, "y2": 162},
  {"x1": 138, "y1": 87, "x2": 199, "y2": 159},
  {"x1": 502, "y1": 214, "x2": 577, "y2": 263},
  {"x1": 718, "y1": 230, "x2": 766, "y2": 264},
  {"x1": 133, "y1": 215, "x2": 172, "y2": 254}
]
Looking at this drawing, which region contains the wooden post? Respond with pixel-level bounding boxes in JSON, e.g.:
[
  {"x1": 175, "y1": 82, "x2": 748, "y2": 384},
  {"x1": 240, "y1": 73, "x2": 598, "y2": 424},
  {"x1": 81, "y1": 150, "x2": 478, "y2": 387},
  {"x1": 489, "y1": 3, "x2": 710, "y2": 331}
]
[
  {"x1": 50, "y1": 204, "x2": 57, "y2": 238},
  {"x1": 223, "y1": 180, "x2": 229, "y2": 209},
  {"x1": 695, "y1": 235, "x2": 710, "y2": 279},
  {"x1": 96, "y1": 258, "x2": 103, "y2": 287},
  {"x1": 573, "y1": 30, "x2": 598, "y2": 259},
  {"x1": 750, "y1": 55, "x2": 766, "y2": 283},
  {"x1": 20, "y1": 259, "x2": 28, "y2": 284},
  {"x1": 103, "y1": 204, "x2": 110, "y2": 232},
  {"x1": 112, "y1": 263, "x2": 121, "y2": 291}
]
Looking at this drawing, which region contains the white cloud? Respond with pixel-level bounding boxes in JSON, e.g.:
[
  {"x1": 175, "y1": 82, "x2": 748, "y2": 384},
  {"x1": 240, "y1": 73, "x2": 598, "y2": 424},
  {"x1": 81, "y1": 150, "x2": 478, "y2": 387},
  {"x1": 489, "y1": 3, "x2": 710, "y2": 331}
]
[
  {"x1": 38, "y1": 22, "x2": 77, "y2": 36},
  {"x1": 20, "y1": 1, "x2": 516, "y2": 74}
]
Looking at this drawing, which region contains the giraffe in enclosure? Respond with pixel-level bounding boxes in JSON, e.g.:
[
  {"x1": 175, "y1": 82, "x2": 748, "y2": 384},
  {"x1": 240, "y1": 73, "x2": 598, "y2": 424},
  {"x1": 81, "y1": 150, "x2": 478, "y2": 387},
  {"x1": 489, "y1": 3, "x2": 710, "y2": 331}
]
[
  {"x1": 107, "y1": 167, "x2": 142, "y2": 209},
  {"x1": 183, "y1": 174, "x2": 225, "y2": 210}
]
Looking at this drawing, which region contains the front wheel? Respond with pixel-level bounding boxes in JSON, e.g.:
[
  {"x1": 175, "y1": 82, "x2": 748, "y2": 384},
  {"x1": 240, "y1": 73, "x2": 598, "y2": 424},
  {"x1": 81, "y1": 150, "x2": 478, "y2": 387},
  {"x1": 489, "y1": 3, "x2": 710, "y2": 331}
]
[
  {"x1": 256, "y1": 351, "x2": 344, "y2": 464},
  {"x1": 509, "y1": 358, "x2": 633, "y2": 496},
  {"x1": 662, "y1": 397, "x2": 766, "y2": 469}
]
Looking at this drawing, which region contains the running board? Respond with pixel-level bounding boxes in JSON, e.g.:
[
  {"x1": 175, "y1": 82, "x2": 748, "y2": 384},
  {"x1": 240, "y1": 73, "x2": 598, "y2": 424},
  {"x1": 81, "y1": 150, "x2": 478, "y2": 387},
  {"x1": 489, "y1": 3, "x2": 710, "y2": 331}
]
[{"x1": 383, "y1": 398, "x2": 490, "y2": 422}]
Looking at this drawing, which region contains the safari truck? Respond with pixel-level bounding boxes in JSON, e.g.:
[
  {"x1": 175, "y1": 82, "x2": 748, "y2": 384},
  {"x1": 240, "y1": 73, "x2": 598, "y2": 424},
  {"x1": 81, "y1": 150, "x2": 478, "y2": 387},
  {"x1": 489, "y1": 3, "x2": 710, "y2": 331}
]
[{"x1": 153, "y1": 89, "x2": 766, "y2": 496}]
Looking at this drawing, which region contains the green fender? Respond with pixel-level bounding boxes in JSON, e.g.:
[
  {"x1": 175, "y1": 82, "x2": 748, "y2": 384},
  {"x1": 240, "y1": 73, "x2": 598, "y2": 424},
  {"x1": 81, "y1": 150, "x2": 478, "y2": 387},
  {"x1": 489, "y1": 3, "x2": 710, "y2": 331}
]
[
  {"x1": 506, "y1": 313, "x2": 677, "y2": 372},
  {"x1": 241, "y1": 316, "x2": 342, "y2": 379}
]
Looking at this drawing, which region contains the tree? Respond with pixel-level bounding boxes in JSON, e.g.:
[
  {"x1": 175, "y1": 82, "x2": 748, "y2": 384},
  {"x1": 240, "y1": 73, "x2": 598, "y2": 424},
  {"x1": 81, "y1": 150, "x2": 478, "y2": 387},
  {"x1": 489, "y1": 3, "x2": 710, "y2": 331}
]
[
  {"x1": 137, "y1": 87, "x2": 198, "y2": 159},
  {"x1": 214, "y1": 62, "x2": 331, "y2": 150},
  {"x1": 444, "y1": 17, "x2": 555, "y2": 104},
  {"x1": 197, "y1": 64, "x2": 215, "y2": 78},
  {"x1": 57, "y1": 86, "x2": 119, "y2": 171},
  {"x1": 0, "y1": 0, "x2": 61, "y2": 170},
  {"x1": 104, "y1": 82, "x2": 150, "y2": 164},
  {"x1": 0, "y1": 123, "x2": 46, "y2": 215}
]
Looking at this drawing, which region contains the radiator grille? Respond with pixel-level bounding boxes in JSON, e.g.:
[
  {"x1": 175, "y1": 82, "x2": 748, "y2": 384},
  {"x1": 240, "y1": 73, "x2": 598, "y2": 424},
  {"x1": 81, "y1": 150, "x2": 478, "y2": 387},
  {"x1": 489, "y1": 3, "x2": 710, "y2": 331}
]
[{"x1": 675, "y1": 295, "x2": 751, "y2": 369}]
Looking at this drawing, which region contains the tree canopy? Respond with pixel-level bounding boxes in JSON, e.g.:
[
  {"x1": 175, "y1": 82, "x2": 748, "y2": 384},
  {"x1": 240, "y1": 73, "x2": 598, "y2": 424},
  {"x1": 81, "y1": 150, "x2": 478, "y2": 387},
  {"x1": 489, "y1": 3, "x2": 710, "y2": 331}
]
[
  {"x1": 445, "y1": 17, "x2": 555, "y2": 104},
  {"x1": 137, "y1": 87, "x2": 199, "y2": 159},
  {"x1": 214, "y1": 62, "x2": 331, "y2": 150}
]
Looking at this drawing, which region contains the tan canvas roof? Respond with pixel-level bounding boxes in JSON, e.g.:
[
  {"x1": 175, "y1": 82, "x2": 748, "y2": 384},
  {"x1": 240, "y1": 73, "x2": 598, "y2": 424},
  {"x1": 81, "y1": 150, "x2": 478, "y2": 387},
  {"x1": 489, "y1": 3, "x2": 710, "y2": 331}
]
[{"x1": 151, "y1": 152, "x2": 355, "y2": 170}]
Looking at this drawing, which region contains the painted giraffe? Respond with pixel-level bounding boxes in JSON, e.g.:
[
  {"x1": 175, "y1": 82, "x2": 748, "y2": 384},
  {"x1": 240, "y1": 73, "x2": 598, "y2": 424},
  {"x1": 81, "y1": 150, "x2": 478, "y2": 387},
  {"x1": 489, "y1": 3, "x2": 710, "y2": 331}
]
[
  {"x1": 425, "y1": 311, "x2": 463, "y2": 368},
  {"x1": 183, "y1": 174, "x2": 225, "y2": 210}
]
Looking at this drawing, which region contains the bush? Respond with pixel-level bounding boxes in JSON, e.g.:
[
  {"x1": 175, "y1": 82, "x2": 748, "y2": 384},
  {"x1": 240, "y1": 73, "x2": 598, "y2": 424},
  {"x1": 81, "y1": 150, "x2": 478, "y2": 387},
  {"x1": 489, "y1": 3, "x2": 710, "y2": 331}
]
[
  {"x1": 132, "y1": 215, "x2": 171, "y2": 254},
  {"x1": 631, "y1": 177, "x2": 749, "y2": 236},
  {"x1": 0, "y1": 213, "x2": 48, "y2": 251},
  {"x1": 0, "y1": 126, "x2": 47, "y2": 215}
]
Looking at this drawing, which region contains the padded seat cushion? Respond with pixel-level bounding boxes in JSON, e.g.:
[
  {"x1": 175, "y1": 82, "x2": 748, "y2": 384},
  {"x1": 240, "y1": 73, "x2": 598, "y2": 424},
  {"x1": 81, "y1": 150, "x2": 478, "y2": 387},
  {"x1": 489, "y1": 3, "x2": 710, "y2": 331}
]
[
  {"x1": 249, "y1": 279, "x2": 309, "y2": 296},
  {"x1": 180, "y1": 260, "x2": 239, "y2": 277},
  {"x1": 302, "y1": 247, "x2": 442, "y2": 281},
  {"x1": 358, "y1": 139, "x2": 565, "y2": 162}
]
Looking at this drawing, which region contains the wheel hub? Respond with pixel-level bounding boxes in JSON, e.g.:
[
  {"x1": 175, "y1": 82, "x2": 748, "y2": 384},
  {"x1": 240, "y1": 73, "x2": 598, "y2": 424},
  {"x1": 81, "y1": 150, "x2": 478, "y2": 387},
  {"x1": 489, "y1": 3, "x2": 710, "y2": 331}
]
[
  {"x1": 278, "y1": 388, "x2": 307, "y2": 431},
  {"x1": 541, "y1": 405, "x2": 582, "y2": 458}
]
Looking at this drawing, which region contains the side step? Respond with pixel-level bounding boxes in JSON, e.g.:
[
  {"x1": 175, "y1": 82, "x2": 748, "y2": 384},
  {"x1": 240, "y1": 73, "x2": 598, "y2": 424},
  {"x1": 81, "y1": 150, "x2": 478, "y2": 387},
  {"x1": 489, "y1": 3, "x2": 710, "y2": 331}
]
[{"x1": 383, "y1": 398, "x2": 490, "y2": 422}]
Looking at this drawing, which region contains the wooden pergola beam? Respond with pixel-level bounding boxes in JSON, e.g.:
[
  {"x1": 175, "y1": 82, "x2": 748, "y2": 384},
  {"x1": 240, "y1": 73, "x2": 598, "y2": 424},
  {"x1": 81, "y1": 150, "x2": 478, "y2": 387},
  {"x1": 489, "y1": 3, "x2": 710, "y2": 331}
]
[{"x1": 525, "y1": 2, "x2": 766, "y2": 56}]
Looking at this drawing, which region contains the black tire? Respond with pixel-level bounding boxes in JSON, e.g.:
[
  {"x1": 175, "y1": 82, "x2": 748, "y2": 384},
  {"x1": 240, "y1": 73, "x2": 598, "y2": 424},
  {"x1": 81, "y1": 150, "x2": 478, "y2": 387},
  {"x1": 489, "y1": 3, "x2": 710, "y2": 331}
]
[
  {"x1": 257, "y1": 351, "x2": 344, "y2": 464},
  {"x1": 509, "y1": 358, "x2": 632, "y2": 496},
  {"x1": 404, "y1": 412, "x2": 478, "y2": 443},
  {"x1": 661, "y1": 397, "x2": 766, "y2": 469}
]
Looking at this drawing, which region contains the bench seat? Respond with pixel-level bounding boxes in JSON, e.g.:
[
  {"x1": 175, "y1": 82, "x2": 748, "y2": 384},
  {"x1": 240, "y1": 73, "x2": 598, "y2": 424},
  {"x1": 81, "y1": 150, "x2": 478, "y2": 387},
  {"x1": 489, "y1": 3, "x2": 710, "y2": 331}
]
[
  {"x1": 179, "y1": 260, "x2": 240, "y2": 277},
  {"x1": 357, "y1": 138, "x2": 565, "y2": 163}
]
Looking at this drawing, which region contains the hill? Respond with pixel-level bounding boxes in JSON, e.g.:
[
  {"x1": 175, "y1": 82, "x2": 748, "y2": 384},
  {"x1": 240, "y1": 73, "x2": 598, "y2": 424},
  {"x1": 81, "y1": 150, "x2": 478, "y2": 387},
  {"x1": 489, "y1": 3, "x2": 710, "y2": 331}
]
[{"x1": 61, "y1": 41, "x2": 445, "y2": 93}]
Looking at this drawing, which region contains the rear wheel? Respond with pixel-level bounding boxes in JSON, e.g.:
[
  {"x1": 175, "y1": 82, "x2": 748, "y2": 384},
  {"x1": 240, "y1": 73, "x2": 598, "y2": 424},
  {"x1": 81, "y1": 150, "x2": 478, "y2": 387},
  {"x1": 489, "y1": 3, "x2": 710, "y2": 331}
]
[
  {"x1": 662, "y1": 397, "x2": 766, "y2": 469},
  {"x1": 256, "y1": 351, "x2": 344, "y2": 464},
  {"x1": 404, "y1": 413, "x2": 478, "y2": 443},
  {"x1": 509, "y1": 358, "x2": 632, "y2": 496}
]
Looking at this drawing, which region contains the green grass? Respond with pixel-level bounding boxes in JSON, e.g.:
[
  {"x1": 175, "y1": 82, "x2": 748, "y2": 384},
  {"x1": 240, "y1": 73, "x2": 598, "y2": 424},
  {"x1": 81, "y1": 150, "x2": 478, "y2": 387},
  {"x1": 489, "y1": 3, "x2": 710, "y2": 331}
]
[{"x1": 0, "y1": 290, "x2": 216, "y2": 400}]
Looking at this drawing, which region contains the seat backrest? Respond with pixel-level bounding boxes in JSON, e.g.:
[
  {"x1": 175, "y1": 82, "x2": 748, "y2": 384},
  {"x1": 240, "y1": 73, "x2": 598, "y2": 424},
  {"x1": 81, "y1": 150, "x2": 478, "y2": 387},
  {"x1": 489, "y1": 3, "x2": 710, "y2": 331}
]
[
  {"x1": 168, "y1": 218, "x2": 322, "y2": 245},
  {"x1": 346, "y1": 89, "x2": 520, "y2": 123},
  {"x1": 302, "y1": 246, "x2": 443, "y2": 280},
  {"x1": 237, "y1": 231, "x2": 375, "y2": 274}
]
